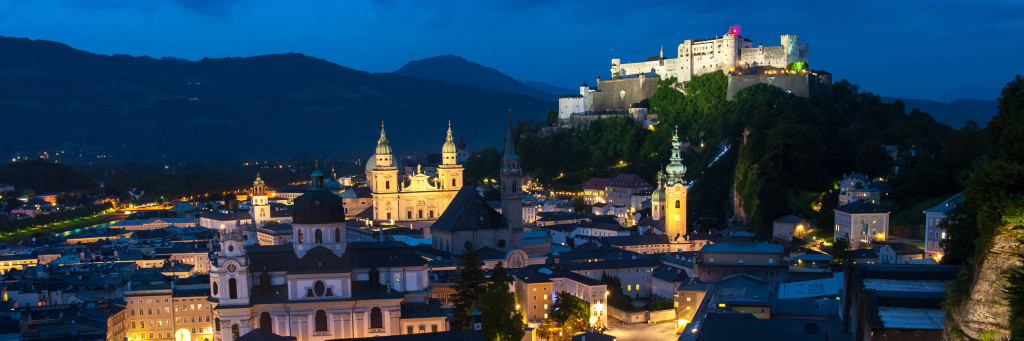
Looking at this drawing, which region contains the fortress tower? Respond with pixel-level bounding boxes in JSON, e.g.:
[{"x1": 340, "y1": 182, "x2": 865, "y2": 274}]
[{"x1": 781, "y1": 34, "x2": 800, "y2": 65}]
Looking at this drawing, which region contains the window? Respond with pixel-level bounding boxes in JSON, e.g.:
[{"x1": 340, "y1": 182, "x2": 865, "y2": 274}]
[
  {"x1": 419, "y1": 325, "x2": 426, "y2": 333},
  {"x1": 314, "y1": 281, "x2": 326, "y2": 297},
  {"x1": 231, "y1": 324, "x2": 240, "y2": 340},
  {"x1": 385, "y1": 181, "x2": 390, "y2": 190},
  {"x1": 407, "y1": 211, "x2": 412, "y2": 219},
  {"x1": 229, "y1": 278, "x2": 238, "y2": 299},
  {"x1": 315, "y1": 229, "x2": 323, "y2": 244},
  {"x1": 708, "y1": 257, "x2": 715, "y2": 263},
  {"x1": 675, "y1": 200, "x2": 681, "y2": 208},
  {"x1": 768, "y1": 258, "x2": 774, "y2": 264},
  {"x1": 370, "y1": 307, "x2": 384, "y2": 329},
  {"x1": 215, "y1": 318, "x2": 220, "y2": 331},
  {"x1": 315, "y1": 310, "x2": 328, "y2": 332},
  {"x1": 452, "y1": 178, "x2": 456, "y2": 187},
  {"x1": 335, "y1": 228, "x2": 341, "y2": 243},
  {"x1": 738, "y1": 257, "x2": 744, "y2": 264},
  {"x1": 418, "y1": 210, "x2": 423, "y2": 219},
  {"x1": 407, "y1": 326, "x2": 413, "y2": 334},
  {"x1": 297, "y1": 229, "x2": 304, "y2": 244},
  {"x1": 387, "y1": 213, "x2": 391, "y2": 220},
  {"x1": 429, "y1": 210, "x2": 434, "y2": 218}
]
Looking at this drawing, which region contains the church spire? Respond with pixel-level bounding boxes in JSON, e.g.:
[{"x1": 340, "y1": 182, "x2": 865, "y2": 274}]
[
  {"x1": 376, "y1": 121, "x2": 393, "y2": 156},
  {"x1": 665, "y1": 126, "x2": 687, "y2": 184},
  {"x1": 503, "y1": 111, "x2": 518, "y2": 160}
]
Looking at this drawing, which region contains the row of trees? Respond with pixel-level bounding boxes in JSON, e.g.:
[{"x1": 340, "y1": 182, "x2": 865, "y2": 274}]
[{"x1": 0, "y1": 202, "x2": 112, "y2": 235}]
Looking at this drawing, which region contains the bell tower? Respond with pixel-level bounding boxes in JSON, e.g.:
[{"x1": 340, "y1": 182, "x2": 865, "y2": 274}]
[
  {"x1": 664, "y1": 128, "x2": 688, "y2": 242},
  {"x1": 500, "y1": 115, "x2": 524, "y2": 250},
  {"x1": 211, "y1": 228, "x2": 251, "y2": 340},
  {"x1": 249, "y1": 173, "x2": 270, "y2": 225},
  {"x1": 437, "y1": 121, "x2": 464, "y2": 209}
]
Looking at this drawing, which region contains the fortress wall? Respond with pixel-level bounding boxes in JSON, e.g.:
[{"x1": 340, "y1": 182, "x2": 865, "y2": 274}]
[
  {"x1": 726, "y1": 73, "x2": 832, "y2": 100},
  {"x1": 589, "y1": 77, "x2": 660, "y2": 112},
  {"x1": 740, "y1": 46, "x2": 787, "y2": 68}
]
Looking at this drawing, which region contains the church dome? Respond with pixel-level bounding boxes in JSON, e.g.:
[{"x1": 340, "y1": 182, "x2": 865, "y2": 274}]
[
  {"x1": 292, "y1": 190, "x2": 346, "y2": 224},
  {"x1": 442, "y1": 122, "x2": 457, "y2": 154},
  {"x1": 365, "y1": 155, "x2": 405, "y2": 174},
  {"x1": 376, "y1": 125, "x2": 392, "y2": 156},
  {"x1": 665, "y1": 162, "x2": 687, "y2": 179}
]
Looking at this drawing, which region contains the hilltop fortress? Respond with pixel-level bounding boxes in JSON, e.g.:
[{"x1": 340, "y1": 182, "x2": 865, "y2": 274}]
[
  {"x1": 610, "y1": 29, "x2": 807, "y2": 82},
  {"x1": 559, "y1": 28, "x2": 831, "y2": 124}
]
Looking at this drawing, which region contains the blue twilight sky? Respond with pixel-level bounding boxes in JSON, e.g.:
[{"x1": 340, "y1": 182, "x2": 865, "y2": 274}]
[{"x1": 0, "y1": 0, "x2": 1021, "y2": 101}]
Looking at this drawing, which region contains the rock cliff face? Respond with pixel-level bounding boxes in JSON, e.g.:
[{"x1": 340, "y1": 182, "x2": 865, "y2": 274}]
[{"x1": 948, "y1": 227, "x2": 1023, "y2": 340}]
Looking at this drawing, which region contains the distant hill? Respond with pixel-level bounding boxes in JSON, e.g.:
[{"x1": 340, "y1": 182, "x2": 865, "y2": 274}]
[
  {"x1": 525, "y1": 81, "x2": 574, "y2": 97},
  {"x1": 394, "y1": 55, "x2": 558, "y2": 101},
  {"x1": 0, "y1": 37, "x2": 549, "y2": 161},
  {"x1": 881, "y1": 96, "x2": 998, "y2": 128}
]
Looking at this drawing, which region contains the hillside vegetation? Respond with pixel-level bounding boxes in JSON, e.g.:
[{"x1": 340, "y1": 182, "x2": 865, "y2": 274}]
[{"x1": 516, "y1": 71, "x2": 987, "y2": 237}]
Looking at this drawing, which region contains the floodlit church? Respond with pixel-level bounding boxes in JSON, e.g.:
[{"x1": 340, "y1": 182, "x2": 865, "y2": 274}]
[
  {"x1": 211, "y1": 170, "x2": 447, "y2": 340},
  {"x1": 366, "y1": 123, "x2": 464, "y2": 222},
  {"x1": 649, "y1": 128, "x2": 689, "y2": 250}
]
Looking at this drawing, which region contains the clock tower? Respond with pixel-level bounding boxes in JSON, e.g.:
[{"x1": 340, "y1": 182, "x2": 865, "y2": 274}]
[{"x1": 211, "y1": 227, "x2": 251, "y2": 341}]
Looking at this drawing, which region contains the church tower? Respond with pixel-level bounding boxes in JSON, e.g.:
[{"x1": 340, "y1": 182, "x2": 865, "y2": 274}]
[
  {"x1": 651, "y1": 171, "x2": 666, "y2": 221},
  {"x1": 371, "y1": 123, "x2": 400, "y2": 221},
  {"x1": 436, "y1": 121, "x2": 464, "y2": 193},
  {"x1": 249, "y1": 173, "x2": 270, "y2": 225},
  {"x1": 211, "y1": 225, "x2": 252, "y2": 340},
  {"x1": 664, "y1": 128, "x2": 688, "y2": 241},
  {"x1": 500, "y1": 116, "x2": 524, "y2": 249}
]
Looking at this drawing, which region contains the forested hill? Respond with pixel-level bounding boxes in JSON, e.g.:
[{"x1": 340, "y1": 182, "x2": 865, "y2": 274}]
[
  {"x1": 394, "y1": 55, "x2": 559, "y2": 101},
  {"x1": 0, "y1": 36, "x2": 549, "y2": 161},
  {"x1": 515, "y1": 72, "x2": 988, "y2": 237}
]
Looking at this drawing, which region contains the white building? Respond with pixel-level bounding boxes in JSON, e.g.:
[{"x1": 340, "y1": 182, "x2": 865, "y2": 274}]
[
  {"x1": 834, "y1": 200, "x2": 890, "y2": 249},
  {"x1": 923, "y1": 194, "x2": 962, "y2": 257}
]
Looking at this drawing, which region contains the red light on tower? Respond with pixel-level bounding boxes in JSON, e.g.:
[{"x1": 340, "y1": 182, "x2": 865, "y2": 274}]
[{"x1": 729, "y1": 25, "x2": 741, "y2": 35}]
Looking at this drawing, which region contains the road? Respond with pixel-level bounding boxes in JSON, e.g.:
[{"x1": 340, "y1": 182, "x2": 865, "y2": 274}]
[{"x1": 604, "y1": 319, "x2": 679, "y2": 341}]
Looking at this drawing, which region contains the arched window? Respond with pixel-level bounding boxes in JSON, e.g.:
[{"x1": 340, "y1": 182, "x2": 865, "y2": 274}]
[
  {"x1": 370, "y1": 307, "x2": 383, "y2": 329},
  {"x1": 260, "y1": 312, "x2": 272, "y2": 332},
  {"x1": 228, "y1": 278, "x2": 238, "y2": 299},
  {"x1": 675, "y1": 200, "x2": 681, "y2": 208},
  {"x1": 315, "y1": 310, "x2": 328, "y2": 332},
  {"x1": 513, "y1": 181, "x2": 517, "y2": 189},
  {"x1": 315, "y1": 229, "x2": 323, "y2": 245},
  {"x1": 212, "y1": 282, "x2": 218, "y2": 296},
  {"x1": 385, "y1": 181, "x2": 390, "y2": 190},
  {"x1": 297, "y1": 229, "x2": 304, "y2": 244},
  {"x1": 335, "y1": 228, "x2": 341, "y2": 243},
  {"x1": 231, "y1": 324, "x2": 239, "y2": 340}
]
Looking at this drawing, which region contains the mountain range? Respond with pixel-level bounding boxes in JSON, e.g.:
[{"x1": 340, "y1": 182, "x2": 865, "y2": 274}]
[
  {"x1": 0, "y1": 35, "x2": 997, "y2": 162},
  {"x1": 880, "y1": 97, "x2": 998, "y2": 128},
  {"x1": 0, "y1": 37, "x2": 551, "y2": 161},
  {"x1": 394, "y1": 55, "x2": 572, "y2": 101}
]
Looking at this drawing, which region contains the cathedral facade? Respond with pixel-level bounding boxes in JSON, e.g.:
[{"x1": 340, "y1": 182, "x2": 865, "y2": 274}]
[
  {"x1": 366, "y1": 123, "x2": 464, "y2": 222},
  {"x1": 211, "y1": 171, "x2": 446, "y2": 341}
]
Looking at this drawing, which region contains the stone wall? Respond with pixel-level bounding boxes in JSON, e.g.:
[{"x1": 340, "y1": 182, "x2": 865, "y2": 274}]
[
  {"x1": 726, "y1": 73, "x2": 832, "y2": 100},
  {"x1": 948, "y1": 227, "x2": 1023, "y2": 340}
]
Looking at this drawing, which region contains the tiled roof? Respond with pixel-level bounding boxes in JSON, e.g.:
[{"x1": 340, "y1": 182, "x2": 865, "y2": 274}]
[{"x1": 431, "y1": 187, "x2": 507, "y2": 232}]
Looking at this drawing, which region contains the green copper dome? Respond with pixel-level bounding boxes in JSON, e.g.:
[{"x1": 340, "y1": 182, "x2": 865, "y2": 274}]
[
  {"x1": 442, "y1": 122, "x2": 457, "y2": 154},
  {"x1": 376, "y1": 124, "x2": 392, "y2": 156}
]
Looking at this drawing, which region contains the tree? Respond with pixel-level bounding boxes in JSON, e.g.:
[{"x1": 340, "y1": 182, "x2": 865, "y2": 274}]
[
  {"x1": 829, "y1": 237, "x2": 852, "y2": 263},
  {"x1": 475, "y1": 262, "x2": 525, "y2": 341},
  {"x1": 546, "y1": 110, "x2": 559, "y2": 125},
  {"x1": 549, "y1": 291, "x2": 590, "y2": 333},
  {"x1": 855, "y1": 143, "x2": 891, "y2": 178},
  {"x1": 452, "y1": 249, "x2": 485, "y2": 330}
]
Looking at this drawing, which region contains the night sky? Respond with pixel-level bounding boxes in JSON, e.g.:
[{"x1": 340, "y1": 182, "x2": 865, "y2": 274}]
[{"x1": 1, "y1": 0, "x2": 1021, "y2": 101}]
